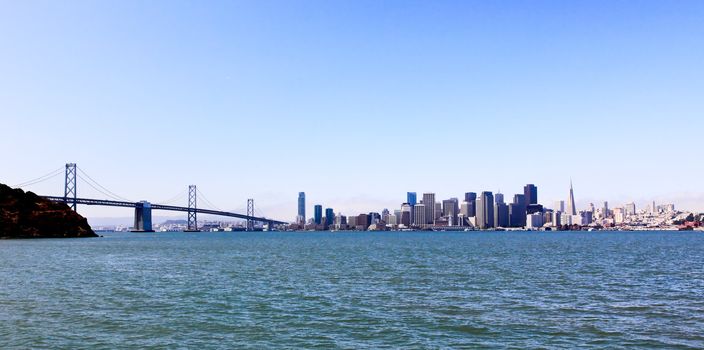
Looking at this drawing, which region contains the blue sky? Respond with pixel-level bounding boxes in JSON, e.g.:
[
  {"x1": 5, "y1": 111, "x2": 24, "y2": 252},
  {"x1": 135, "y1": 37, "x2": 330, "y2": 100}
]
[{"x1": 2, "y1": 0, "x2": 703, "y2": 221}]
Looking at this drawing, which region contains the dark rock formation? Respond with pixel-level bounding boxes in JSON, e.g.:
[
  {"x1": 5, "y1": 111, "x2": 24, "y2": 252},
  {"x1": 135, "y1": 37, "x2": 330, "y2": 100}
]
[{"x1": 0, "y1": 183, "x2": 97, "y2": 238}]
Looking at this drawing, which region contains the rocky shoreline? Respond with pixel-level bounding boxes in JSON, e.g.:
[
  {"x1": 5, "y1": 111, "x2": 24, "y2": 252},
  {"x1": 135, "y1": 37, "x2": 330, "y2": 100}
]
[{"x1": 0, "y1": 183, "x2": 97, "y2": 239}]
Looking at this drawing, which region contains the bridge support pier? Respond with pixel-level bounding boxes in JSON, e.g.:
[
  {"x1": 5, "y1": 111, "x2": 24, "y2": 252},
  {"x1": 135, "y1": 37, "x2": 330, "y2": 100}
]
[{"x1": 132, "y1": 201, "x2": 154, "y2": 232}]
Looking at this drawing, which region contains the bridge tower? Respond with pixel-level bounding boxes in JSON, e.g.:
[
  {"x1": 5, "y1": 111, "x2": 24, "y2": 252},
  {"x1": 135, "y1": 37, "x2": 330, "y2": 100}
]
[
  {"x1": 63, "y1": 163, "x2": 77, "y2": 210},
  {"x1": 247, "y1": 199, "x2": 254, "y2": 231},
  {"x1": 132, "y1": 201, "x2": 154, "y2": 232},
  {"x1": 187, "y1": 185, "x2": 198, "y2": 231}
]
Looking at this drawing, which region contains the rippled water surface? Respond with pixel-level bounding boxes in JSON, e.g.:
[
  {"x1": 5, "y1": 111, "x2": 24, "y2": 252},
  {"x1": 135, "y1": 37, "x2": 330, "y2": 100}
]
[{"x1": 1, "y1": 231, "x2": 703, "y2": 348}]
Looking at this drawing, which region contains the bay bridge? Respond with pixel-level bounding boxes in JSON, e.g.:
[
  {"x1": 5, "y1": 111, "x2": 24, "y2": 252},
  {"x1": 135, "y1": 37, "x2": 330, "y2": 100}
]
[{"x1": 13, "y1": 163, "x2": 287, "y2": 232}]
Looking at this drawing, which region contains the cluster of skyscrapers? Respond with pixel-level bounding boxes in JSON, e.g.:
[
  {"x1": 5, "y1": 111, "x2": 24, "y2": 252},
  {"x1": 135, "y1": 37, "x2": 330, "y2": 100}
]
[
  {"x1": 294, "y1": 184, "x2": 554, "y2": 230},
  {"x1": 294, "y1": 183, "x2": 681, "y2": 231}
]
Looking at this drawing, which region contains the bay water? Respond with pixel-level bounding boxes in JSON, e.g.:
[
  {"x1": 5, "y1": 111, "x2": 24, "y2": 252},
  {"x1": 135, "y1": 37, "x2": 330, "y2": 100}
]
[{"x1": 1, "y1": 231, "x2": 703, "y2": 348}]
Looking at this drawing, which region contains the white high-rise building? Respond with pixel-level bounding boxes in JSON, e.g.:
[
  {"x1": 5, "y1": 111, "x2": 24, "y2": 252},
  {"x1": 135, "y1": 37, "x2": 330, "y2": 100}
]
[
  {"x1": 527, "y1": 213, "x2": 543, "y2": 228},
  {"x1": 413, "y1": 203, "x2": 426, "y2": 227}
]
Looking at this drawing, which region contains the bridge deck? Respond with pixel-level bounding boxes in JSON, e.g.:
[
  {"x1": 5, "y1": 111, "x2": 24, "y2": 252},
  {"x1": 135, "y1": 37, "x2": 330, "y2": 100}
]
[{"x1": 43, "y1": 196, "x2": 286, "y2": 225}]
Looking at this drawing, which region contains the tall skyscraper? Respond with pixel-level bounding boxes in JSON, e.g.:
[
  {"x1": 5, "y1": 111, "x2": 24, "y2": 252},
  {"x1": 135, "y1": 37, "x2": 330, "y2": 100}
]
[
  {"x1": 511, "y1": 194, "x2": 527, "y2": 227},
  {"x1": 324, "y1": 208, "x2": 334, "y2": 228},
  {"x1": 297, "y1": 192, "x2": 306, "y2": 224},
  {"x1": 400, "y1": 203, "x2": 412, "y2": 226},
  {"x1": 422, "y1": 193, "x2": 436, "y2": 224},
  {"x1": 407, "y1": 192, "x2": 417, "y2": 206},
  {"x1": 524, "y1": 184, "x2": 538, "y2": 207},
  {"x1": 407, "y1": 192, "x2": 417, "y2": 220},
  {"x1": 464, "y1": 192, "x2": 477, "y2": 217},
  {"x1": 495, "y1": 192, "x2": 504, "y2": 205},
  {"x1": 567, "y1": 180, "x2": 577, "y2": 215},
  {"x1": 494, "y1": 201, "x2": 509, "y2": 228},
  {"x1": 314, "y1": 205, "x2": 323, "y2": 225},
  {"x1": 477, "y1": 191, "x2": 494, "y2": 229},
  {"x1": 413, "y1": 203, "x2": 426, "y2": 227},
  {"x1": 508, "y1": 202, "x2": 523, "y2": 227}
]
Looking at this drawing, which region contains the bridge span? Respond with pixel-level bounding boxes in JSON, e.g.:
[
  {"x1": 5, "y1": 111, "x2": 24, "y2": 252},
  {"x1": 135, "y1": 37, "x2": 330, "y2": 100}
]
[
  {"x1": 43, "y1": 196, "x2": 286, "y2": 232},
  {"x1": 17, "y1": 163, "x2": 289, "y2": 232}
]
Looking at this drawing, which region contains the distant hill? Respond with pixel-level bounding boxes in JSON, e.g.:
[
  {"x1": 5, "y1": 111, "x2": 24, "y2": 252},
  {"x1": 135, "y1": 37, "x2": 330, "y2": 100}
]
[{"x1": 0, "y1": 183, "x2": 97, "y2": 238}]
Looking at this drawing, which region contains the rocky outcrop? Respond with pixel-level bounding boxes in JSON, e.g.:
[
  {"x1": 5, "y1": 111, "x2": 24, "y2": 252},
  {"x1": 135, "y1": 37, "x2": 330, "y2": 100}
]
[{"x1": 0, "y1": 183, "x2": 97, "y2": 238}]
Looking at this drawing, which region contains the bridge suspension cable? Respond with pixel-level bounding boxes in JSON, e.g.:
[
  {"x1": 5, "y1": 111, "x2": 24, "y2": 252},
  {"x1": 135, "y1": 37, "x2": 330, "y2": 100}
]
[
  {"x1": 76, "y1": 166, "x2": 134, "y2": 202},
  {"x1": 195, "y1": 188, "x2": 222, "y2": 211},
  {"x1": 12, "y1": 167, "x2": 64, "y2": 188},
  {"x1": 76, "y1": 173, "x2": 127, "y2": 202},
  {"x1": 154, "y1": 189, "x2": 188, "y2": 206}
]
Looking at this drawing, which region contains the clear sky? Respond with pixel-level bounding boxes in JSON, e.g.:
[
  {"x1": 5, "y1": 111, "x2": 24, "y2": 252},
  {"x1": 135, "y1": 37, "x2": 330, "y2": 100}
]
[{"x1": 2, "y1": 0, "x2": 703, "y2": 221}]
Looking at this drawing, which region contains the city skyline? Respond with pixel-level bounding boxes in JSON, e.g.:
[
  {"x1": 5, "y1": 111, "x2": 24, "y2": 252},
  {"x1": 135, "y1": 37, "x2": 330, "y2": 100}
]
[
  {"x1": 2, "y1": 1, "x2": 703, "y2": 219},
  {"x1": 294, "y1": 179, "x2": 686, "y2": 226}
]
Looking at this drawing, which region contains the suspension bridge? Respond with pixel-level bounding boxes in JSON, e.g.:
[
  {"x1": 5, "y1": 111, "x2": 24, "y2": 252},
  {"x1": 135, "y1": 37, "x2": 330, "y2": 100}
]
[{"x1": 12, "y1": 163, "x2": 287, "y2": 232}]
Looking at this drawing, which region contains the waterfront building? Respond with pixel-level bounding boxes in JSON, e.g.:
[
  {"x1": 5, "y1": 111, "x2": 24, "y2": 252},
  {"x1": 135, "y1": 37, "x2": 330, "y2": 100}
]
[
  {"x1": 567, "y1": 181, "x2": 577, "y2": 215},
  {"x1": 509, "y1": 203, "x2": 523, "y2": 227},
  {"x1": 560, "y1": 212, "x2": 572, "y2": 226},
  {"x1": 460, "y1": 201, "x2": 470, "y2": 217},
  {"x1": 442, "y1": 198, "x2": 459, "y2": 225},
  {"x1": 297, "y1": 192, "x2": 306, "y2": 225},
  {"x1": 527, "y1": 213, "x2": 543, "y2": 228},
  {"x1": 369, "y1": 212, "x2": 381, "y2": 224},
  {"x1": 407, "y1": 192, "x2": 417, "y2": 220},
  {"x1": 357, "y1": 213, "x2": 370, "y2": 230},
  {"x1": 582, "y1": 211, "x2": 593, "y2": 224},
  {"x1": 543, "y1": 210, "x2": 553, "y2": 225},
  {"x1": 434, "y1": 202, "x2": 442, "y2": 221},
  {"x1": 457, "y1": 213, "x2": 467, "y2": 226},
  {"x1": 413, "y1": 203, "x2": 426, "y2": 227},
  {"x1": 511, "y1": 194, "x2": 527, "y2": 227},
  {"x1": 464, "y1": 192, "x2": 477, "y2": 217},
  {"x1": 394, "y1": 209, "x2": 401, "y2": 224},
  {"x1": 347, "y1": 215, "x2": 358, "y2": 228},
  {"x1": 477, "y1": 191, "x2": 494, "y2": 229},
  {"x1": 334, "y1": 214, "x2": 347, "y2": 230},
  {"x1": 381, "y1": 208, "x2": 390, "y2": 223},
  {"x1": 603, "y1": 201, "x2": 609, "y2": 218},
  {"x1": 422, "y1": 193, "x2": 436, "y2": 224},
  {"x1": 524, "y1": 184, "x2": 538, "y2": 207},
  {"x1": 494, "y1": 201, "x2": 509, "y2": 228},
  {"x1": 314, "y1": 205, "x2": 323, "y2": 225},
  {"x1": 386, "y1": 214, "x2": 397, "y2": 226},
  {"x1": 325, "y1": 208, "x2": 334, "y2": 229},
  {"x1": 551, "y1": 211, "x2": 562, "y2": 227},
  {"x1": 614, "y1": 208, "x2": 626, "y2": 223},
  {"x1": 572, "y1": 214, "x2": 586, "y2": 226},
  {"x1": 401, "y1": 203, "x2": 412, "y2": 227}
]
